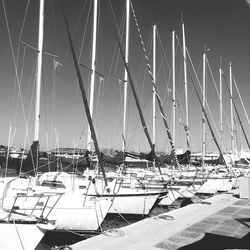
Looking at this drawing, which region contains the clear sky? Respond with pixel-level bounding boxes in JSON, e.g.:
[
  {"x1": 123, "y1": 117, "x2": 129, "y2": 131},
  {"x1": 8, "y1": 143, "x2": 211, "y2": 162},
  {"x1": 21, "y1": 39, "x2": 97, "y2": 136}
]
[{"x1": 0, "y1": 0, "x2": 250, "y2": 154}]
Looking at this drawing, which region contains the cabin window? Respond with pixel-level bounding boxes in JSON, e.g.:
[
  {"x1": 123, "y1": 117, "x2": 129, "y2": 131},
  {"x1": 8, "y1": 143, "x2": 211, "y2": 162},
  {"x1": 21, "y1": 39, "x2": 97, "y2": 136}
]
[{"x1": 41, "y1": 180, "x2": 65, "y2": 188}]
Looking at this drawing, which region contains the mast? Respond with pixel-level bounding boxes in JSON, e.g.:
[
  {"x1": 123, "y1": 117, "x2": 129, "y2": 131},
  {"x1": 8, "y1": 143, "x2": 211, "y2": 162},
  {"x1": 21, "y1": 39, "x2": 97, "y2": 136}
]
[
  {"x1": 184, "y1": 48, "x2": 224, "y2": 165},
  {"x1": 106, "y1": 1, "x2": 153, "y2": 151},
  {"x1": 182, "y1": 19, "x2": 190, "y2": 149},
  {"x1": 61, "y1": 2, "x2": 108, "y2": 187},
  {"x1": 87, "y1": 0, "x2": 98, "y2": 151},
  {"x1": 172, "y1": 30, "x2": 176, "y2": 145},
  {"x1": 202, "y1": 46, "x2": 206, "y2": 167},
  {"x1": 229, "y1": 61, "x2": 234, "y2": 155},
  {"x1": 106, "y1": 0, "x2": 180, "y2": 169},
  {"x1": 219, "y1": 60, "x2": 223, "y2": 144},
  {"x1": 233, "y1": 77, "x2": 250, "y2": 151},
  {"x1": 233, "y1": 76, "x2": 250, "y2": 126},
  {"x1": 152, "y1": 23, "x2": 156, "y2": 150},
  {"x1": 122, "y1": 0, "x2": 130, "y2": 152},
  {"x1": 34, "y1": 0, "x2": 44, "y2": 143},
  {"x1": 222, "y1": 72, "x2": 250, "y2": 155}
]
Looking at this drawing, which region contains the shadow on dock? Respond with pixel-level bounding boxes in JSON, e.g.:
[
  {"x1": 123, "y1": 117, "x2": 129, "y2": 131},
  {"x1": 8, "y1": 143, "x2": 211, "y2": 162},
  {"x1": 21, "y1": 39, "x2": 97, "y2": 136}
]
[{"x1": 178, "y1": 232, "x2": 250, "y2": 249}]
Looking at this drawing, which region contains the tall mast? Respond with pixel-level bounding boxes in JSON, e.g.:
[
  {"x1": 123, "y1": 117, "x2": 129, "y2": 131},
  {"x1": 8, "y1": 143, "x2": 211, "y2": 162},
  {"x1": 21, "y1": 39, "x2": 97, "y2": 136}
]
[
  {"x1": 34, "y1": 0, "x2": 44, "y2": 142},
  {"x1": 219, "y1": 60, "x2": 223, "y2": 145},
  {"x1": 106, "y1": 0, "x2": 180, "y2": 169},
  {"x1": 229, "y1": 61, "x2": 234, "y2": 155},
  {"x1": 61, "y1": 2, "x2": 108, "y2": 187},
  {"x1": 222, "y1": 72, "x2": 250, "y2": 154},
  {"x1": 185, "y1": 46, "x2": 224, "y2": 165},
  {"x1": 182, "y1": 20, "x2": 189, "y2": 149},
  {"x1": 87, "y1": 0, "x2": 98, "y2": 151},
  {"x1": 152, "y1": 23, "x2": 156, "y2": 150},
  {"x1": 172, "y1": 30, "x2": 176, "y2": 145},
  {"x1": 202, "y1": 46, "x2": 206, "y2": 167},
  {"x1": 122, "y1": 0, "x2": 130, "y2": 152}
]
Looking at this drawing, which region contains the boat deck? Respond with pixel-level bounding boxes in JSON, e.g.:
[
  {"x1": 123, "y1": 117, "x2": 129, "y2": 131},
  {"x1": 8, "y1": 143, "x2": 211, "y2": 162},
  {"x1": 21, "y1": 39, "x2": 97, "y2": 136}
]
[{"x1": 71, "y1": 191, "x2": 250, "y2": 249}]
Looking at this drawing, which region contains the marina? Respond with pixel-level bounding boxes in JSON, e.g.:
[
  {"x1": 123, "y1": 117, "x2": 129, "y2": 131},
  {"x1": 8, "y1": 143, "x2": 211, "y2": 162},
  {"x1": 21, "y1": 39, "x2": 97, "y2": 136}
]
[{"x1": 0, "y1": 0, "x2": 250, "y2": 249}]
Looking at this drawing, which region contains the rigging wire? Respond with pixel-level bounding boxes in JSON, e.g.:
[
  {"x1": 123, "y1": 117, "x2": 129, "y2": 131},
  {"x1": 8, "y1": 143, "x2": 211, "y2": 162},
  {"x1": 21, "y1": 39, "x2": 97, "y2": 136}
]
[
  {"x1": 77, "y1": 0, "x2": 92, "y2": 63},
  {"x1": 105, "y1": 5, "x2": 126, "y2": 149},
  {"x1": 141, "y1": 31, "x2": 153, "y2": 102},
  {"x1": 95, "y1": 2, "x2": 110, "y2": 138},
  {"x1": 182, "y1": 48, "x2": 226, "y2": 161},
  {"x1": 13, "y1": 0, "x2": 31, "y2": 124},
  {"x1": 156, "y1": 32, "x2": 171, "y2": 96},
  {"x1": 156, "y1": 28, "x2": 172, "y2": 84},
  {"x1": 48, "y1": 0, "x2": 65, "y2": 150},
  {"x1": 129, "y1": 0, "x2": 180, "y2": 169},
  {"x1": 174, "y1": 27, "x2": 190, "y2": 149},
  {"x1": 132, "y1": 31, "x2": 155, "y2": 148},
  {"x1": 52, "y1": 0, "x2": 91, "y2": 149},
  {"x1": 1, "y1": 0, "x2": 34, "y2": 164},
  {"x1": 176, "y1": 35, "x2": 227, "y2": 155},
  {"x1": 72, "y1": 0, "x2": 91, "y2": 102},
  {"x1": 187, "y1": 47, "x2": 227, "y2": 154},
  {"x1": 60, "y1": 0, "x2": 90, "y2": 63},
  {"x1": 12, "y1": 46, "x2": 27, "y2": 127},
  {"x1": 206, "y1": 58, "x2": 231, "y2": 144},
  {"x1": 106, "y1": 0, "x2": 154, "y2": 151},
  {"x1": 222, "y1": 71, "x2": 250, "y2": 152},
  {"x1": 233, "y1": 75, "x2": 250, "y2": 126},
  {"x1": 156, "y1": 30, "x2": 172, "y2": 150}
]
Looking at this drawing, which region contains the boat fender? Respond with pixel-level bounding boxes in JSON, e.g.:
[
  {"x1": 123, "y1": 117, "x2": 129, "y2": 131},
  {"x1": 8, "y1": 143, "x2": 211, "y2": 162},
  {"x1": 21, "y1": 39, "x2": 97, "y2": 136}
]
[{"x1": 36, "y1": 218, "x2": 57, "y2": 233}]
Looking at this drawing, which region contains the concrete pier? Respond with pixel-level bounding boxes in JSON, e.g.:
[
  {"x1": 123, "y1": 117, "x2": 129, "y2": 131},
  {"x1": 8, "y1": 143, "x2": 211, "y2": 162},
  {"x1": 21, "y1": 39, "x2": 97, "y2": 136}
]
[{"x1": 71, "y1": 192, "x2": 250, "y2": 249}]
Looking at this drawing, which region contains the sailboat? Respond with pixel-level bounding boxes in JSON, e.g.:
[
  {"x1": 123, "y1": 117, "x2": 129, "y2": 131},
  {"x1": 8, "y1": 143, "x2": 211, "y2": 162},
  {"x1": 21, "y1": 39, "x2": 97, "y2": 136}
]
[
  {"x1": 0, "y1": 174, "x2": 57, "y2": 249},
  {"x1": 0, "y1": 202, "x2": 55, "y2": 250},
  {"x1": 7, "y1": 0, "x2": 166, "y2": 221},
  {"x1": 0, "y1": 0, "x2": 112, "y2": 233},
  {"x1": 180, "y1": 47, "x2": 241, "y2": 194},
  {"x1": 58, "y1": 0, "x2": 168, "y2": 217}
]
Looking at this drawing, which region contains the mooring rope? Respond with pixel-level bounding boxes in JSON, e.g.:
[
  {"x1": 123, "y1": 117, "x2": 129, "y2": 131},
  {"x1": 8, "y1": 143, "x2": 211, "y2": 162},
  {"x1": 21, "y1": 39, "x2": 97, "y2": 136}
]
[{"x1": 13, "y1": 220, "x2": 25, "y2": 250}]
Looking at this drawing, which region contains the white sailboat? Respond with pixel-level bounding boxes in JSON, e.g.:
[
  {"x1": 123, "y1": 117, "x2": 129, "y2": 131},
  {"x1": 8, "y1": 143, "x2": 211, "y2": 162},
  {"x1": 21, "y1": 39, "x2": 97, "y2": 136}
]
[
  {"x1": 0, "y1": 0, "x2": 112, "y2": 233},
  {"x1": 74, "y1": 0, "x2": 166, "y2": 216},
  {"x1": 33, "y1": 169, "x2": 167, "y2": 217},
  {"x1": 6, "y1": 0, "x2": 164, "y2": 221},
  {"x1": 0, "y1": 174, "x2": 112, "y2": 232},
  {"x1": 0, "y1": 1, "x2": 57, "y2": 248},
  {"x1": 0, "y1": 209, "x2": 52, "y2": 250},
  {"x1": 0, "y1": 177, "x2": 56, "y2": 249}
]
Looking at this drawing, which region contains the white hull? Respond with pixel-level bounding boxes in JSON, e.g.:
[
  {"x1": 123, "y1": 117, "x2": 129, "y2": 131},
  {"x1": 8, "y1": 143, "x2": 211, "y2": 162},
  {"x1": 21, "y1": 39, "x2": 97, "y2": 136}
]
[
  {"x1": 36, "y1": 172, "x2": 165, "y2": 216},
  {"x1": 41, "y1": 194, "x2": 111, "y2": 231},
  {"x1": 2, "y1": 194, "x2": 111, "y2": 232},
  {"x1": 0, "y1": 223, "x2": 44, "y2": 250},
  {"x1": 197, "y1": 177, "x2": 238, "y2": 194},
  {"x1": 107, "y1": 192, "x2": 160, "y2": 215},
  {"x1": 0, "y1": 208, "x2": 47, "y2": 250},
  {"x1": 0, "y1": 177, "x2": 112, "y2": 232},
  {"x1": 85, "y1": 177, "x2": 165, "y2": 215},
  {"x1": 159, "y1": 186, "x2": 188, "y2": 206}
]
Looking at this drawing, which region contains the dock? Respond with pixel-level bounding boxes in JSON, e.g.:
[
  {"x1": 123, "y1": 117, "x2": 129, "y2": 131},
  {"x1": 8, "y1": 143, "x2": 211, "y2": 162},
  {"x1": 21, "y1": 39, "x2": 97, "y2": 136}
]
[{"x1": 71, "y1": 192, "x2": 250, "y2": 249}]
